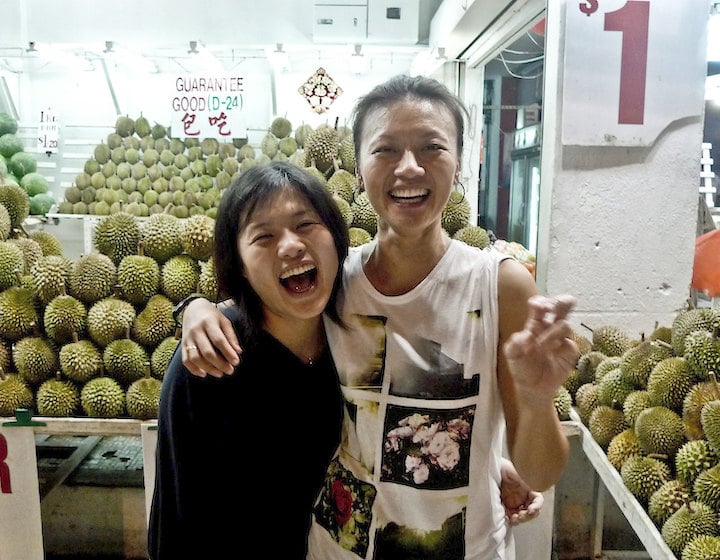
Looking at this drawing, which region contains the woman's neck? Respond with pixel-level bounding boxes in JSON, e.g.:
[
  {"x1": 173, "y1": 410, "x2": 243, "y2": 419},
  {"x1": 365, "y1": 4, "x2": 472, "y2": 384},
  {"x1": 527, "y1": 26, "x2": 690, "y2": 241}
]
[{"x1": 264, "y1": 315, "x2": 326, "y2": 365}]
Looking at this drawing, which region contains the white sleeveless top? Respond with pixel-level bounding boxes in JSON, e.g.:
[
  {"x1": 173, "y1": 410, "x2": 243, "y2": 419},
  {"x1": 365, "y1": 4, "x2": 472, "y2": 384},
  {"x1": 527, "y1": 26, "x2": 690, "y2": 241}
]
[{"x1": 308, "y1": 240, "x2": 514, "y2": 560}]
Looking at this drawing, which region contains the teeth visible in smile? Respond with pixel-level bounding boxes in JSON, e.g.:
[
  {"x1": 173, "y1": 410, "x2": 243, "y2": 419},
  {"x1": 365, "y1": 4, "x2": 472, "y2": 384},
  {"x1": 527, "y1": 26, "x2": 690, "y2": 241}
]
[
  {"x1": 280, "y1": 263, "x2": 315, "y2": 280},
  {"x1": 391, "y1": 188, "x2": 429, "y2": 199}
]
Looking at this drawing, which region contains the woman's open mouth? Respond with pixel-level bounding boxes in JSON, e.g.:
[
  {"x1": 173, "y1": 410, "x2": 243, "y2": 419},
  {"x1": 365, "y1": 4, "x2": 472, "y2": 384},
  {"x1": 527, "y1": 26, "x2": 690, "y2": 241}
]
[{"x1": 279, "y1": 264, "x2": 317, "y2": 293}]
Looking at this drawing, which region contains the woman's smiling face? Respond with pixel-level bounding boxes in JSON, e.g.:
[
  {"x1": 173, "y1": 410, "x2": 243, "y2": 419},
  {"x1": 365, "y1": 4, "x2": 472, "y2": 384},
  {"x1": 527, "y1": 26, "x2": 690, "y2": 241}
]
[{"x1": 237, "y1": 186, "x2": 339, "y2": 325}]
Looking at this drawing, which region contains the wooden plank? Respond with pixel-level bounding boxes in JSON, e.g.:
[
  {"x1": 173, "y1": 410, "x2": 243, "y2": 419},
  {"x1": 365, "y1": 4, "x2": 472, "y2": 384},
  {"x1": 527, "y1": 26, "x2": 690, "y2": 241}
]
[
  {"x1": 30, "y1": 417, "x2": 144, "y2": 436},
  {"x1": 37, "y1": 435, "x2": 101, "y2": 501}
]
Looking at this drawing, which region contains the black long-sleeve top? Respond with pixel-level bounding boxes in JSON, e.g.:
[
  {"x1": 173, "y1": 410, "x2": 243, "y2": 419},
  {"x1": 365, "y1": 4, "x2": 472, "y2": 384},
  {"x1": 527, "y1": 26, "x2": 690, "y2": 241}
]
[{"x1": 147, "y1": 309, "x2": 343, "y2": 559}]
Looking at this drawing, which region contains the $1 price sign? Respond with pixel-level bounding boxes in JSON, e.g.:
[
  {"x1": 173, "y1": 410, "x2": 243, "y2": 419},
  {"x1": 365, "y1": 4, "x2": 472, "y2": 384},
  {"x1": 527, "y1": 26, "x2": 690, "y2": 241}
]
[{"x1": 561, "y1": 0, "x2": 708, "y2": 146}]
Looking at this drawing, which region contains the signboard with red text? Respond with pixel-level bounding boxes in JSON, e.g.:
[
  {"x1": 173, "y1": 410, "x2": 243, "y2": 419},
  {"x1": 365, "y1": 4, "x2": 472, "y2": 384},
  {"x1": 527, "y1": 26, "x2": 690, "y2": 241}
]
[
  {"x1": 169, "y1": 74, "x2": 248, "y2": 139},
  {"x1": 561, "y1": 0, "x2": 708, "y2": 146},
  {"x1": 0, "y1": 424, "x2": 44, "y2": 560}
]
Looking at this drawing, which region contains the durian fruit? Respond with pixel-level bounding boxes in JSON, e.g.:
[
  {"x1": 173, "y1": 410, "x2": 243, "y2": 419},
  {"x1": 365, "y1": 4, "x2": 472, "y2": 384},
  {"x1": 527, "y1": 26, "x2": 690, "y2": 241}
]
[
  {"x1": 59, "y1": 332, "x2": 103, "y2": 384},
  {"x1": 606, "y1": 428, "x2": 641, "y2": 470},
  {"x1": 676, "y1": 439, "x2": 719, "y2": 488},
  {"x1": 126, "y1": 362, "x2": 162, "y2": 420},
  {"x1": 553, "y1": 385, "x2": 572, "y2": 420},
  {"x1": 160, "y1": 255, "x2": 200, "y2": 304},
  {"x1": 87, "y1": 296, "x2": 137, "y2": 347},
  {"x1": 180, "y1": 214, "x2": 215, "y2": 261},
  {"x1": 661, "y1": 500, "x2": 719, "y2": 556},
  {"x1": 682, "y1": 535, "x2": 720, "y2": 560},
  {"x1": 588, "y1": 404, "x2": 627, "y2": 450},
  {"x1": 596, "y1": 367, "x2": 635, "y2": 410},
  {"x1": 0, "y1": 240, "x2": 25, "y2": 290},
  {"x1": 569, "y1": 329, "x2": 593, "y2": 356},
  {"x1": 13, "y1": 325, "x2": 58, "y2": 386},
  {"x1": 594, "y1": 355, "x2": 624, "y2": 382},
  {"x1": 332, "y1": 195, "x2": 352, "y2": 227},
  {"x1": 103, "y1": 331, "x2": 149, "y2": 387},
  {"x1": 35, "y1": 371, "x2": 80, "y2": 417},
  {"x1": 9, "y1": 237, "x2": 42, "y2": 274},
  {"x1": 43, "y1": 288, "x2": 87, "y2": 344},
  {"x1": 619, "y1": 338, "x2": 673, "y2": 389},
  {"x1": 693, "y1": 463, "x2": 720, "y2": 511},
  {"x1": 338, "y1": 134, "x2": 355, "y2": 174},
  {"x1": 197, "y1": 258, "x2": 218, "y2": 302},
  {"x1": 0, "y1": 368, "x2": 33, "y2": 417},
  {"x1": 440, "y1": 190, "x2": 471, "y2": 236},
  {"x1": 29, "y1": 229, "x2": 63, "y2": 257},
  {"x1": 350, "y1": 191, "x2": 378, "y2": 236},
  {"x1": 623, "y1": 389, "x2": 651, "y2": 428},
  {"x1": 684, "y1": 381, "x2": 720, "y2": 440},
  {"x1": 0, "y1": 203, "x2": 11, "y2": 241},
  {"x1": 453, "y1": 225, "x2": 491, "y2": 249},
  {"x1": 349, "y1": 226, "x2": 372, "y2": 248},
  {"x1": 116, "y1": 243, "x2": 160, "y2": 306},
  {"x1": 671, "y1": 307, "x2": 720, "y2": 357},
  {"x1": 575, "y1": 382, "x2": 600, "y2": 425},
  {"x1": 648, "y1": 479, "x2": 690, "y2": 528},
  {"x1": 93, "y1": 211, "x2": 141, "y2": 265},
  {"x1": 80, "y1": 375, "x2": 125, "y2": 417},
  {"x1": 684, "y1": 329, "x2": 720, "y2": 380},
  {"x1": 0, "y1": 340, "x2": 12, "y2": 378},
  {"x1": 132, "y1": 294, "x2": 175, "y2": 349},
  {"x1": 0, "y1": 285, "x2": 39, "y2": 341},
  {"x1": 140, "y1": 212, "x2": 183, "y2": 263},
  {"x1": 0, "y1": 181, "x2": 30, "y2": 228},
  {"x1": 575, "y1": 350, "x2": 607, "y2": 386},
  {"x1": 634, "y1": 405, "x2": 687, "y2": 459},
  {"x1": 701, "y1": 399, "x2": 720, "y2": 455},
  {"x1": 151, "y1": 335, "x2": 180, "y2": 379},
  {"x1": 646, "y1": 356, "x2": 697, "y2": 413},
  {"x1": 270, "y1": 116, "x2": 292, "y2": 139},
  {"x1": 30, "y1": 254, "x2": 70, "y2": 304},
  {"x1": 327, "y1": 164, "x2": 356, "y2": 203},
  {"x1": 582, "y1": 323, "x2": 634, "y2": 358},
  {"x1": 114, "y1": 115, "x2": 135, "y2": 138},
  {"x1": 68, "y1": 252, "x2": 117, "y2": 304},
  {"x1": 620, "y1": 454, "x2": 671, "y2": 505},
  {"x1": 303, "y1": 125, "x2": 340, "y2": 174},
  {"x1": 294, "y1": 123, "x2": 313, "y2": 148}
]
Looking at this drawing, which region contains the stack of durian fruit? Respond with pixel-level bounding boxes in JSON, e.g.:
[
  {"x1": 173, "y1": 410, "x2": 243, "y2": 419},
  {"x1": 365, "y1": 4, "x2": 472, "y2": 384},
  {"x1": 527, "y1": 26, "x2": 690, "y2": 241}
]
[{"x1": 566, "y1": 305, "x2": 720, "y2": 558}]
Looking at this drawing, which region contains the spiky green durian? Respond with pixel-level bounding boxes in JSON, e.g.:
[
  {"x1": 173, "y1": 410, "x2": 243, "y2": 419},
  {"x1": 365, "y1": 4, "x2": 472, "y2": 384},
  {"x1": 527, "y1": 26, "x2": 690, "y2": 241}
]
[
  {"x1": 575, "y1": 350, "x2": 607, "y2": 385},
  {"x1": 661, "y1": 501, "x2": 719, "y2": 556},
  {"x1": 588, "y1": 404, "x2": 627, "y2": 450},
  {"x1": 68, "y1": 252, "x2": 117, "y2": 304},
  {"x1": 693, "y1": 463, "x2": 720, "y2": 511},
  {"x1": 648, "y1": 479, "x2": 690, "y2": 528},
  {"x1": 553, "y1": 385, "x2": 572, "y2": 420},
  {"x1": 0, "y1": 181, "x2": 30, "y2": 228},
  {"x1": 0, "y1": 203, "x2": 11, "y2": 241},
  {"x1": 348, "y1": 227, "x2": 372, "y2": 248},
  {"x1": 103, "y1": 335, "x2": 149, "y2": 387},
  {"x1": 597, "y1": 367, "x2": 635, "y2": 410},
  {"x1": 197, "y1": 258, "x2": 218, "y2": 302},
  {"x1": 440, "y1": 190, "x2": 471, "y2": 236},
  {"x1": 0, "y1": 240, "x2": 25, "y2": 290},
  {"x1": 117, "y1": 247, "x2": 160, "y2": 306},
  {"x1": 350, "y1": 191, "x2": 377, "y2": 236},
  {"x1": 620, "y1": 455, "x2": 671, "y2": 505},
  {"x1": 0, "y1": 369, "x2": 33, "y2": 417},
  {"x1": 0, "y1": 286, "x2": 39, "y2": 341},
  {"x1": 635, "y1": 405, "x2": 687, "y2": 459},
  {"x1": 684, "y1": 329, "x2": 720, "y2": 380},
  {"x1": 701, "y1": 400, "x2": 720, "y2": 455},
  {"x1": 160, "y1": 255, "x2": 200, "y2": 304},
  {"x1": 327, "y1": 167, "x2": 356, "y2": 203},
  {"x1": 151, "y1": 335, "x2": 180, "y2": 379},
  {"x1": 683, "y1": 381, "x2": 719, "y2": 440},
  {"x1": 43, "y1": 291, "x2": 87, "y2": 344},
  {"x1": 80, "y1": 376, "x2": 125, "y2": 417},
  {"x1": 86, "y1": 297, "x2": 136, "y2": 347},
  {"x1": 606, "y1": 428, "x2": 641, "y2": 470},
  {"x1": 453, "y1": 226, "x2": 491, "y2": 249},
  {"x1": 59, "y1": 333, "x2": 102, "y2": 384},
  {"x1": 294, "y1": 123, "x2": 313, "y2": 148},
  {"x1": 93, "y1": 211, "x2": 141, "y2": 265},
  {"x1": 338, "y1": 134, "x2": 355, "y2": 174},
  {"x1": 594, "y1": 356, "x2": 624, "y2": 382},
  {"x1": 646, "y1": 356, "x2": 697, "y2": 412},
  {"x1": 36, "y1": 372, "x2": 80, "y2": 417},
  {"x1": 140, "y1": 213, "x2": 183, "y2": 263},
  {"x1": 180, "y1": 214, "x2": 215, "y2": 261},
  {"x1": 575, "y1": 382, "x2": 600, "y2": 425},
  {"x1": 9, "y1": 237, "x2": 43, "y2": 274},
  {"x1": 671, "y1": 307, "x2": 720, "y2": 357},
  {"x1": 125, "y1": 363, "x2": 162, "y2": 420},
  {"x1": 132, "y1": 294, "x2": 175, "y2": 349},
  {"x1": 682, "y1": 535, "x2": 720, "y2": 560},
  {"x1": 620, "y1": 338, "x2": 674, "y2": 388},
  {"x1": 12, "y1": 330, "x2": 58, "y2": 386},
  {"x1": 30, "y1": 254, "x2": 70, "y2": 304},
  {"x1": 584, "y1": 324, "x2": 634, "y2": 358},
  {"x1": 676, "y1": 439, "x2": 719, "y2": 488},
  {"x1": 270, "y1": 116, "x2": 292, "y2": 139},
  {"x1": 303, "y1": 126, "x2": 340, "y2": 173},
  {"x1": 622, "y1": 389, "x2": 651, "y2": 428}
]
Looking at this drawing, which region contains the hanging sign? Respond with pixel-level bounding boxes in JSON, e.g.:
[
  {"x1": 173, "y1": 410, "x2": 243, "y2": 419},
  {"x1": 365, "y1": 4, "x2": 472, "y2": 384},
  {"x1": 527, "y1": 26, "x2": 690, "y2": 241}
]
[
  {"x1": 168, "y1": 74, "x2": 247, "y2": 139},
  {"x1": 561, "y1": 0, "x2": 708, "y2": 146},
  {"x1": 37, "y1": 107, "x2": 58, "y2": 154},
  {"x1": 0, "y1": 415, "x2": 45, "y2": 560}
]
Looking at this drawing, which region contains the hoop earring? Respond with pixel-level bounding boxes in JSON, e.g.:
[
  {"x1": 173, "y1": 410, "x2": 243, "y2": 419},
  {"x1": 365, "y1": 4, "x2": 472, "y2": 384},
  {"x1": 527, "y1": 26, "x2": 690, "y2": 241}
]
[{"x1": 452, "y1": 181, "x2": 466, "y2": 201}]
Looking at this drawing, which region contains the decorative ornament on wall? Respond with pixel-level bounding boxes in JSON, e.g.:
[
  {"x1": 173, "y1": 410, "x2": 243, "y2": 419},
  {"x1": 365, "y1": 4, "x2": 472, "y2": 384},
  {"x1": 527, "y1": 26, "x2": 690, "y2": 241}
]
[{"x1": 298, "y1": 67, "x2": 343, "y2": 114}]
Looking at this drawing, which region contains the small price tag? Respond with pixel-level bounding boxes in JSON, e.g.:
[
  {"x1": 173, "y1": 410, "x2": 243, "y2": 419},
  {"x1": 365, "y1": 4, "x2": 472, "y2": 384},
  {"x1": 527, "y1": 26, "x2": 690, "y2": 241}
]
[{"x1": 37, "y1": 108, "x2": 58, "y2": 154}]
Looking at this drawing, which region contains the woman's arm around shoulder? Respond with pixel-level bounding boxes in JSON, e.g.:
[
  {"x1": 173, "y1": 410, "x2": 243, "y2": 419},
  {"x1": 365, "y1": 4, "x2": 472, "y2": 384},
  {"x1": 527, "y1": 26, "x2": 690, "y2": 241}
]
[{"x1": 496, "y1": 258, "x2": 579, "y2": 491}]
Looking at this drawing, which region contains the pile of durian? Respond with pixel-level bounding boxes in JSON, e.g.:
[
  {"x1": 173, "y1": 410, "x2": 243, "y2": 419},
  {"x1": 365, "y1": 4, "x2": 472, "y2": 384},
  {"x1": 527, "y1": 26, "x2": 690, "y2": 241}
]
[
  {"x1": 0, "y1": 178, "x2": 221, "y2": 421},
  {"x1": 567, "y1": 305, "x2": 720, "y2": 558}
]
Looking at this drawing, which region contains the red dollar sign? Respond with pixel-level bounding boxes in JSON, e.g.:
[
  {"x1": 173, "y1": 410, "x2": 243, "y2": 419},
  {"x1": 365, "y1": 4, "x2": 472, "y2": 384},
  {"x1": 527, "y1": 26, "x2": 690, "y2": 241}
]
[{"x1": 579, "y1": 0, "x2": 599, "y2": 15}]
